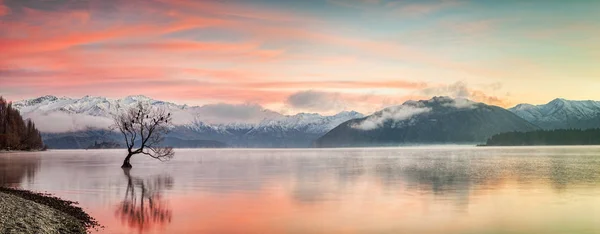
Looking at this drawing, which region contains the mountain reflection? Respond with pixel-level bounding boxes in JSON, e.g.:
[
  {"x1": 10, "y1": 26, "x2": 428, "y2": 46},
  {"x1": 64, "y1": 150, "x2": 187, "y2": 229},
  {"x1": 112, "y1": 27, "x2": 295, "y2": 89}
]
[
  {"x1": 116, "y1": 169, "x2": 173, "y2": 232},
  {"x1": 178, "y1": 149, "x2": 600, "y2": 208},
  {"x1": 4, "y1": 149, "x2": 600, "y2": 233},
  {"x1": 370, "y1": 152, "x2": 600, "y2": 195},
  {"x1": 0, "y1": 154, "x2": 40, "y2": 187}
]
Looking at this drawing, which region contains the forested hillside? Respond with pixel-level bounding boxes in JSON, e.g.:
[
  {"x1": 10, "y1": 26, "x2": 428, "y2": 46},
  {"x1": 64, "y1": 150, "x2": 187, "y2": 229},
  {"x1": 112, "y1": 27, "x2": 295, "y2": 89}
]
[
  {"x1": 484, "y1": 129, "x2": 600, "y2": 146},
  {"x1": 0, "y1": 96, "x2": 44, "y2": 150}
]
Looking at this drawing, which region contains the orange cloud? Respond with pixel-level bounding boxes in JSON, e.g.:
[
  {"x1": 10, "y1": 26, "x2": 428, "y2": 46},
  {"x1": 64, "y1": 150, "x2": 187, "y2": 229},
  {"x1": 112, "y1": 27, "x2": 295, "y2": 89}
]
[
  {"x1": 160, "y1": 0, "x2": 320, "y2": 23},
  {"x1": 419, "y1": 81, "x2": 511, "y2": 107},
  {"x1": 181, "y1": 69, "x2": 266, "y2": 82},
  {"x1": 0, "y1": 0, "x2": 8, "y2": 17},
  {"x1": 0, "y1": 0, "x2": 521, "y2": 112},
  {"x1": 245, "y1": 80, "x2": 427, "y2": 90}
]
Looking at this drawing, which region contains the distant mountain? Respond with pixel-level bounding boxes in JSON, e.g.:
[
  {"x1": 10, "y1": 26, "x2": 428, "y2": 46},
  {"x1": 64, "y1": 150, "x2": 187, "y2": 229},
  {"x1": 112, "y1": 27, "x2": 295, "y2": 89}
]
[
  {"x1": 510, "y1": 98, "x2": 600, "y2": 130},
  {"x1": 13, "y1": 95, "x2": 282, "y2": 125},
  {"x1": 87, "y1": 141, "x2": 121, "y2": 149},
  {"x1": 42, "y1": 130, "x2": 227, "y2": 149},
  {"x1": 316, "y1": 97, "x2": 539, "y2": 147},
  {"x1": 161, "y1": 137, "x2": 227, "y2": 148},
  {"x1": 42, "y1": 130, "x2": 121, "y2": 149},
  {"x1": 172, "y1": 111, "x2": 364, "y2": 147},
  {"x1": 15, "y1": 95, "x2": 364, "y2": 148}
]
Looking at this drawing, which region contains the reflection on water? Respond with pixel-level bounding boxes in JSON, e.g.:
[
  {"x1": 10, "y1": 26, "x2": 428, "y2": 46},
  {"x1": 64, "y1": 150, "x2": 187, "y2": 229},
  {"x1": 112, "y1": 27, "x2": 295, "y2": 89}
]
[
  {"x1": 115, "y1": 169, "x2": 172, "y2": 232},
  {"x1": 2, "y1": 147, "x2": 600, "y2": 233},
  {"x1": 0, "y1": 154, "x2": 40, "y2": 187}
]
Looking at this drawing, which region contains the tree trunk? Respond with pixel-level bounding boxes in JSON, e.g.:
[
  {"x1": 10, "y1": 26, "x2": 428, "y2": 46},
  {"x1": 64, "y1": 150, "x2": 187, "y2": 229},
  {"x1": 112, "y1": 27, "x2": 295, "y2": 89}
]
[{"x1": 121, "y1": 153, "x2": 133, "y2": 168}]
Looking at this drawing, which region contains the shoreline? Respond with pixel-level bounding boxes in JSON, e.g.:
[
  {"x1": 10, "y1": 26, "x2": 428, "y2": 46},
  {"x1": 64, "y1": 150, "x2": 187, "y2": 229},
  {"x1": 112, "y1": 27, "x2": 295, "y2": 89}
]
[
  {"x1": 0, "y1": 149, "x2": 46, "y2": 153},
  {"x1": 0, "y1": 187, "x2": 100, "y2": 233}
]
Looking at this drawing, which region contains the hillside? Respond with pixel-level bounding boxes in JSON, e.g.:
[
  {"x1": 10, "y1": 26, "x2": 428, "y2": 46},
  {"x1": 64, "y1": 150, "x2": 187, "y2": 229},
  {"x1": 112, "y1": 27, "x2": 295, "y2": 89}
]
[
  {"x1": 0, "y1": 96, "x2": 44, "y2": 151},
  {"x1": 316, "y1": 97, "x2": 540, "y2": 147}
]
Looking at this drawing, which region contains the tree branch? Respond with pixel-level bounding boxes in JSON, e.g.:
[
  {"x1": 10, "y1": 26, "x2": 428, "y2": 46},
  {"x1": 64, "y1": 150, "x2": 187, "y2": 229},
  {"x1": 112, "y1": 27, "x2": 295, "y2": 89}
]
[{"x1": 111, "y1": 101, "x2": 174, "y2": 164}]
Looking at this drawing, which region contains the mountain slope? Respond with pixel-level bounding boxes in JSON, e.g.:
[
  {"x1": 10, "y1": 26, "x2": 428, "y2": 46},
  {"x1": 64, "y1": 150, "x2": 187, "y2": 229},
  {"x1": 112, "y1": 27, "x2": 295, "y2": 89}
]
[
  {"x1": 316, "y1": 97, "x2": 539, "y2": 147},
  {"x1": 14, "y1": 95, "x2": 364, "y2": 148},
  {"x1": 510, "y1": 98, "x2": 600, "y2": 129},
  {"x1": 175, "y1": 111, "x2": 364, "y2": 147}
]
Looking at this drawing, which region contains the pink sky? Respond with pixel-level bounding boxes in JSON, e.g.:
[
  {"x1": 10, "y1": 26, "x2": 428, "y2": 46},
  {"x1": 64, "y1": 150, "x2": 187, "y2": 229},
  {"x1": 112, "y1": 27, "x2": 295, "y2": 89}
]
[{"x1": 1, "y1": 0, "x2": 599, "y2": 114}]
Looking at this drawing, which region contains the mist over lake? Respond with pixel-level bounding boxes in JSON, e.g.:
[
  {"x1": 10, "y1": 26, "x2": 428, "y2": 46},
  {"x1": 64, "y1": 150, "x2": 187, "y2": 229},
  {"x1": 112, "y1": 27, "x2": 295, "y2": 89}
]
[{"x1": 3, "y1": 147, "x2": 600, "y2": 233}]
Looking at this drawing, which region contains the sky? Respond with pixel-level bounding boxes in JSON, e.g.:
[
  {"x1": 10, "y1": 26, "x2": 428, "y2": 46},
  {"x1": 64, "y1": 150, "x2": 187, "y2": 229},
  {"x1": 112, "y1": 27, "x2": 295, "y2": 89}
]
[{"x1": 1, "y1": 0, "x2": 599, "y2": 115}]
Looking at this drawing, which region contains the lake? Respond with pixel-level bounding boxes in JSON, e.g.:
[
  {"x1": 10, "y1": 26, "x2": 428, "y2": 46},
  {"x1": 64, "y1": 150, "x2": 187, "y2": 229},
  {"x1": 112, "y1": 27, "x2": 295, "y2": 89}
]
[{"x1": 2, "y1": 147, "x2": 600, "y2": 234}]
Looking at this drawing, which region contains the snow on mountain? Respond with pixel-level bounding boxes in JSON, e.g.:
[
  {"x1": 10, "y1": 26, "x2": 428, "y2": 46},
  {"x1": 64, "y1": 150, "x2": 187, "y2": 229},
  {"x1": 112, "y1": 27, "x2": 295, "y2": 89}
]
[
  {"x1": 14, "y1": 95, "x2": 184, "y2": 117},
  {"x1": 509, "y1": 98, "x2": 600, "y2": 129},
  {"x1": 316, "y1": 96, "x2": 539, "y2": 147},
  {"x1": 13, "y1": 95, "x2": 191, "y2": 132},
  {"x1": 252, "y1": 111, "x2": 364, "y2": 134},
  {"x1": 13, "y1": 95, "x2": 363, "y2": 136},
  {"x1": 184, "y1": 110, "x2": 364, "y2": 138}
]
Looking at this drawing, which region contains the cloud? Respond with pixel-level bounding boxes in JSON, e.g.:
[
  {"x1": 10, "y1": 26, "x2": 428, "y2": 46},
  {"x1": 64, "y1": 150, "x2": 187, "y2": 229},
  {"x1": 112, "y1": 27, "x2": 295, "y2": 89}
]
[
  {"x1": 0, "y1": 0, "x2": 504, "y2": 109},
  {"x1": 392, "y1": 0, "x2": 461, "y2": 17},
  {"x1": 352, "y1": 105, "x2": 431, "y2": 130},
  {"x1": 18, "y1": 98, "x2": 280, "y2": 132},
  {"x1": 421, "y1": 81, "x2": 470, "y2": 98},
  {"x1": 469, "y1": 90, "x2": 510, "y2": 107},
  {"x1": 419, "y1": 81, "x2": 510, "y2": 107},
  {"x1": 486, "y1": 82, "x2": 503, "y2": 91},
  {"x1": 95, "y1": 40, "x2": 284, "y2": 58},
  {"x1": 327, "y1": 0, "x2": 380, "y2": 9},
  {"x1": 3, "y1": 0, "x2": 89, "y2": 12},
  {"x1": 286, "y1": 90, "x2": 346, "y2": 112},
  {"x1": 441, "y1": 97, "x2": 476, "y2": 109},
  {"x1": 445, "y1": 19, "x2": 497, "y2": 35},
  {"x1": 0, "y1": 0, "x2": 8, "y2": 16},
  {"x1": 193, "y1": 103, "x2": 277, "y2": 124},
  {"x1": 249, "y1": 80, "x2": 427, "y2": 90},
  {"x1": 23, "y1": 112, "x2": 113, "y2": 133}
]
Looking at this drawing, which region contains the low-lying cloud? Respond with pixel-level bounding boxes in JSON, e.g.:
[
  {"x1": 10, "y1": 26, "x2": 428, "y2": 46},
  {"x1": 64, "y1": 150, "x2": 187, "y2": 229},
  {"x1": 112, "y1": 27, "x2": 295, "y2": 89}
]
[
  {"x1": 24, "y1": 112, "x2": 113, "y2": 133},
  {"x1": 421, "y1": 81, "x2": 471, "y2": 98},
  {"x1": 286, "y1": 90, "x2": 346, "y2": 113},
  {"x1": 420, "y1": 81, "x2": 509, "y2": 107},
  {"x1": 442, "y1": 97, "x2": 477, "y2": 109},
  {"x1": 193, "y1": 103, "x2": 277, "y2": 124},
  {"x1": 18, "y1": 100, "x2": 279, "y2": 132},
  {"x1": 352, "y1": 105, "x2": 431, "y2": 130}
]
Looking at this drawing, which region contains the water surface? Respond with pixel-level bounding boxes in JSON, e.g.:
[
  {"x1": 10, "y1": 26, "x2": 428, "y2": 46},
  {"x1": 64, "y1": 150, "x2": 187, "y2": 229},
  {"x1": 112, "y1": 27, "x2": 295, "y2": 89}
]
[{"x1": 2, "y1": 147, "x2": 600, "y2": 233}]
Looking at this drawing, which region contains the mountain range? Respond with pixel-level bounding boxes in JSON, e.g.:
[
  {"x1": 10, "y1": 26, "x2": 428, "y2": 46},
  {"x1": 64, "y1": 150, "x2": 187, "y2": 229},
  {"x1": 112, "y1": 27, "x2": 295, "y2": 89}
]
[
  {"x1": 13, "y1": 95, "x2": 364, "y2": 148},
  {"x1": 12, "y1": 95, "x2": 600, "y2": 148},
  {"x1": 316, "y1": 97, "x2": 539, "y2": 147},
  {"x1": 509, "y1": 98, "x2": 600, "y2": 129}
]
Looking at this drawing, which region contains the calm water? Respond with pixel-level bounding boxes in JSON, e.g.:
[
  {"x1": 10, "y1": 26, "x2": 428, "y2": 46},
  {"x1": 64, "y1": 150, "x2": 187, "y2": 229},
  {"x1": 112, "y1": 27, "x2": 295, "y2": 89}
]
[{"x1": 2, "y1": 147, "x2": 600, "y2": 234}]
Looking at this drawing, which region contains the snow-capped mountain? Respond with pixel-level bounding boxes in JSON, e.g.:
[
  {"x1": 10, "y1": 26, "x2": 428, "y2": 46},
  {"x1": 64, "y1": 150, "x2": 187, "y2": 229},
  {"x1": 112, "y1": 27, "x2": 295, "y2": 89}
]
[
  {"x1": 15, "y1": 95, "x2": 201, "y2": 124},
  {"x1": 316, "y1": 96, "x2": 539, "y2": 147},
  {"x1": 14, "y1": 95, "x2": 364, "y2": 148},
  {"x1": 184, "y1": 111, "x2": 363, "y2": 135},
  {"x1": 509, "y1": 98, "x2": 600, "y2": 129}
]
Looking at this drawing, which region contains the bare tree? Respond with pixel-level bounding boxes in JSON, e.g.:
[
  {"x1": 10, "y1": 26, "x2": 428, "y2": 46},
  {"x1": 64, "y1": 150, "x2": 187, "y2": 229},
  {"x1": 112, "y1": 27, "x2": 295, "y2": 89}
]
[{"x1": 112, "y1": 102, "x2": 174, "y2": 168}]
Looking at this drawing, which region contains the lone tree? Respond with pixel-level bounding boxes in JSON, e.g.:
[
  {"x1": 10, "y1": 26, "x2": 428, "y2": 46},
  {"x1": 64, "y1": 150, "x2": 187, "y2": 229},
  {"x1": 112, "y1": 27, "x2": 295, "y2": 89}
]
[{"x1": 112, "y1": 102, "x2": 174, "y2": 168}]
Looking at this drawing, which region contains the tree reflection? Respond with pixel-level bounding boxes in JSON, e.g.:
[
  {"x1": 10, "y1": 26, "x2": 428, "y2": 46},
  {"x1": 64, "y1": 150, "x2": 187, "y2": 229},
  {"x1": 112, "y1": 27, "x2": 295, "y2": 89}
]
[
  {"x1": 0, "y1": 154, "x2": 40, "y2": 187},
  {"x1": 115, "y1": 169, "x2": 173, "y2": 232}
]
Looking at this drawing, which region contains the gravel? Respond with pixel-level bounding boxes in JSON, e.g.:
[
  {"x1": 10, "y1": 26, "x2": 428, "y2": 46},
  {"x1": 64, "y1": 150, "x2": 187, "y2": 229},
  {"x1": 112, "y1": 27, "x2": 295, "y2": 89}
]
[{"x1": 0, "y1": 187, "x2": 101, "y2": 233}]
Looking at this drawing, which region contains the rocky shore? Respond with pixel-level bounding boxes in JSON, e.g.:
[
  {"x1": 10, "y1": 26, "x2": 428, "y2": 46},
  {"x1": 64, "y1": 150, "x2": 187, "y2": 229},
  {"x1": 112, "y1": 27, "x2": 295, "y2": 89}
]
[{"x1": 0, "y1": 187, "x2": 100, "y2": 234}]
